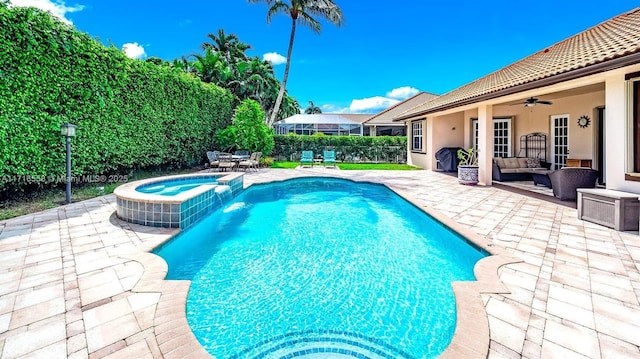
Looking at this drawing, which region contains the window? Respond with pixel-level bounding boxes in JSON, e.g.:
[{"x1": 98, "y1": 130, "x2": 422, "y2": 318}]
[
  {"x1": 412, "y1": 121, "x2": 423, "y2": 151},
  {"x1": 472, "y1": 118, "x2": 512, "y2": 157}
]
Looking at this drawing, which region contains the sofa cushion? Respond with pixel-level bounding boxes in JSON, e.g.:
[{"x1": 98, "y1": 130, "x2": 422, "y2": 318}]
[
  {"x1": 517, "y1": 158, "x2": 528, "y2": 168},
  {"x1": 525, "y1": 158, "x2": 541, "y2": 168},
  {"x1": 494, "y1": 158, "x2": 506, "y2": 168},
  {"x1": 500, "y1": 168, "x2": 520, "y2": 174},
  {"x1": 503, "y1": 158, "x2": 520, "y2": 169}
]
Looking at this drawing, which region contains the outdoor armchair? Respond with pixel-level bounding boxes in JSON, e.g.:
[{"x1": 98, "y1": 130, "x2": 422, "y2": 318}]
[
  {"x1": 217, "y1": 152, "x2": 236, "y2": 172},
  {"x1": 548, "y1": 167, "x2": 598, "y2": 201},
  {"x1": 300, "y1": 151, "x2": 313, "y2": 168},
  {"x1": 206, "y1": 151, "x2": 220, "y2": 171},
  {"x1": 239, "y1": 152, "x2": 261, "y2": 172},
  {"x1": 323, "y1": 150, "x2": 336, "y2": 168}
]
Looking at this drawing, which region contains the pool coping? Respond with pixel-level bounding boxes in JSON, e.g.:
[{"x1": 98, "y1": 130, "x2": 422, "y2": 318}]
[{"x1": 126, "y1": 175, "x2": 519, "y2": 359}]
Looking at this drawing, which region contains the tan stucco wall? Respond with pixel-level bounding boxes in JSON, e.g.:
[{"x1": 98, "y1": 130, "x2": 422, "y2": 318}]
[
  {"x1": 430, "y1": 113, "x2": 465, "y2": 168},
  {"x1": 406, "y1": 114, "x2": 464, "y2": 170}
]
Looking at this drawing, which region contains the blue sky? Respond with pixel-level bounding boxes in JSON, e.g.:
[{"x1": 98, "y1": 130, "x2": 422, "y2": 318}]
[{"x1": 9, "y1": 0, "x2": 640, "y2": 113}]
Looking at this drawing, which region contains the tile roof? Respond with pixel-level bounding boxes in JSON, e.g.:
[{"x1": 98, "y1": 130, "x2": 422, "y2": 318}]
[
  {"x1": 365, "y1": 92, "x2": 439, "y2": 124},
  {"x1": 341, "y1": 114, "x2": 374, "y2": 124},
  {"x1": 395, "y1": 7, "x2": 640, "y2": 120}
]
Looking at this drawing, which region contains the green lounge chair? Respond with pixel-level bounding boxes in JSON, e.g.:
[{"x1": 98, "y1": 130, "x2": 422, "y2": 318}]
[
  {"x1": 300, "y1": 150, "x2": 313, "y2": 168},
  {"x1": 323, "y1": 150, "x2": 336, "y2": 168}
]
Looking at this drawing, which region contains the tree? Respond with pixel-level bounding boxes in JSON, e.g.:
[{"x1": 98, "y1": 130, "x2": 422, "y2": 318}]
[
  {"x1": 248, "y1": 0, "x2": 343, "y2": 126},
  {"x1": 304, "y1": 100, "x2": 321, "y2": 114},
  {"x1": 202, "y1": 29, "x2": 250, "y2": 64},
  {"x1": 214, "y1": 99, "x2": 275, "y2": 155}
]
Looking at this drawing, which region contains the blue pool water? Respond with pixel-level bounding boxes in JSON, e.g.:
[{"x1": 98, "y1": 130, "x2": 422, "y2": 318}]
[
  {"x1": 135, "y1": 176, "x2": 218, "y2": 196},
  {"x1": 154, "y1": 178, "x2": 487, "y2": 358}
]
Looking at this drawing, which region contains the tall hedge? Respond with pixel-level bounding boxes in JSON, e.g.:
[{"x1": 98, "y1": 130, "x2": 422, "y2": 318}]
[{"x1": 0, "y1": 5, "x2": 233, "y2": 193}]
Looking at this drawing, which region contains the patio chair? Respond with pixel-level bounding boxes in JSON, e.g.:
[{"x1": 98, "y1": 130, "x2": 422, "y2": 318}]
[
  {"x1": 548, "y1": 167, "x2": 598, "y2": 200},
  {"x1": 206, "y1": 151, "x2": 220, "y2": 171},
  {"x1": 238, "y1": 152, "x2": 260, "y2": 172},
  {"x1": 217, "y1": 152, "x2": 236, "y2": 172},
  {"x1": 300, "y1": 150, "x2": 313, "y2": 168},
  {"x1": 323, "y1": 150, "x2": 336, "y2": 168}
]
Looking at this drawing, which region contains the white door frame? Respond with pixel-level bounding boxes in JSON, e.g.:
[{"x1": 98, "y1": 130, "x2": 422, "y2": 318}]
[
  {"x1": 472, "y1": 118, "x2": 513, "y2": 157},
  {"x1": 550, "y1": 114, "x2": 570, "y2": 170}
]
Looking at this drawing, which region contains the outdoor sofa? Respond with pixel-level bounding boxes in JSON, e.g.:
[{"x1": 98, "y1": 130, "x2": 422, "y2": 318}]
[{"x1": 492, "y1": 157, "x2": 551, "y2": 182}]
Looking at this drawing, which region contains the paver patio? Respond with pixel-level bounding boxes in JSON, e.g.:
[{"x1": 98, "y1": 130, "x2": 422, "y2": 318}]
[{"x1": 0, "y1": 169, "x2": 638, "y2": 358}]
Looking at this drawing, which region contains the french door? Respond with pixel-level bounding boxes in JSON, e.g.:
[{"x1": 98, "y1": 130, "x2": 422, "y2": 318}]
[
  {"x1": 472, "y1": 118, "x2": 512, "y2": 157},
  {"x1": 550, "y1": 114, "x2": 570, "y2": 170}
]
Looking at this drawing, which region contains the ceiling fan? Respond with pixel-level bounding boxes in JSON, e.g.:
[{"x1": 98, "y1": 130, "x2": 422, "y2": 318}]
[{"x1": 513, "y1": 97, "x2": 553, "y2": 107}]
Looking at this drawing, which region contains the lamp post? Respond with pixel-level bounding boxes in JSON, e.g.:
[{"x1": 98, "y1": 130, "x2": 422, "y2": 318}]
[{"x1": 60, "y1": 122, "x2": 77, "y2": 204}]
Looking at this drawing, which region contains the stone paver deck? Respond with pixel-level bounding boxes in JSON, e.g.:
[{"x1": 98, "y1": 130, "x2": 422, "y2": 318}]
[{"x1": 0, "y1": 168, "x2": 638, "y2": 358}]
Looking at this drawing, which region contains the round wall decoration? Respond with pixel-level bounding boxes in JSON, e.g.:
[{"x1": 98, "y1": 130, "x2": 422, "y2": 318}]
[{"x1": 577, "y1": 115, "x2": 590, "y2": 128}]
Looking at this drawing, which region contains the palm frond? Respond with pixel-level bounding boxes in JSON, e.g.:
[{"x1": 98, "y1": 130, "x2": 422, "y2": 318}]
[
  {"x1": 296, "y1": 12, "x2": 321, "y2": 33},
  {"x1": 266, "y1": 2, "x2": 290, "y2": 24}
]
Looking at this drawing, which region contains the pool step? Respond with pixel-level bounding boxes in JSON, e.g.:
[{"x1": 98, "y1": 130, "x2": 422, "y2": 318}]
[{"x1": 229, "y1": 330, "x2": 415, "y2": 359}]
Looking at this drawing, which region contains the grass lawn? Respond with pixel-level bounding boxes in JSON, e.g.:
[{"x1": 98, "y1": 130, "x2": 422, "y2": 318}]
[
  {"x1": 271, "y1": 162, "x2": 421, "y2": 170},
  {"x1": 0, "y1": 167, "x2": 199, "y2": 221}
]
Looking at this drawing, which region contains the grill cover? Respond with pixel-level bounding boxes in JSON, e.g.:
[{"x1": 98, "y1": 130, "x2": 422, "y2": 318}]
[{"x1": 435, "y1": 147, "x2": 463, "y2": 172}]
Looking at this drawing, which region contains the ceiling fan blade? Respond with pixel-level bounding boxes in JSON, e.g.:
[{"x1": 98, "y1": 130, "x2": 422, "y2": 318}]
[{"x1": 537, "y1": 100, "x2": 553, "y2": 105}]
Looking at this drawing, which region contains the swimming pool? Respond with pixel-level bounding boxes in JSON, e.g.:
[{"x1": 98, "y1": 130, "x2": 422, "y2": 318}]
[
  {"x1": 136, "y1": 176, "x2": 219, "y2": 196},
  {"x1": 154, "y1": 177, "x2": 488, "y2": 358}
]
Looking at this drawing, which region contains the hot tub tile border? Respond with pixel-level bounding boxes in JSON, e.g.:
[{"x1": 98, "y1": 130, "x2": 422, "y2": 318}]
[{"x1": 114, "y1": 172, "x2": 244, "y2": 229}]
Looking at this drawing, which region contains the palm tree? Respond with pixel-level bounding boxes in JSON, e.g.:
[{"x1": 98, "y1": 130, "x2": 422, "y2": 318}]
[
  {"x1": 248, "y1": 0, "x2": 343, "y2": 126},
  {"x1": 202, "y1": 29, "x2": 251, "y2": 64},
  {"x1": 304, "y1": 100, "x2": 322, "y2": 114}
]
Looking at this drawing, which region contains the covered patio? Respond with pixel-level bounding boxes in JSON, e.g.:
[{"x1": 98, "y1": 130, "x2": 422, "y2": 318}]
[{"x1": 395, "y1": 8, "x2": 640, "y2": 196}]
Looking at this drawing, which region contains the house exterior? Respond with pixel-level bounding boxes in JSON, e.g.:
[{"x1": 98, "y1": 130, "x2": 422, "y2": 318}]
[
  {"x1": 394, "y1": 7, "x2": 640, "y2": 192},
  {"x1": 275, "y1": 106, "x2": 430, "y2": 137},
  {"x1": 274, "y1": 114, "x2": 367, "y2": 136},
  {"x1": 364, "y1": 92, "x2": 439, "y2": 136}
]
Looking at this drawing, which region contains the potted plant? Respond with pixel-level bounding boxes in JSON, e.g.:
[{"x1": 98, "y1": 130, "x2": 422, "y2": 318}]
[{"x1": 457, "y1": 148, "x2": 479, "y2": 185}]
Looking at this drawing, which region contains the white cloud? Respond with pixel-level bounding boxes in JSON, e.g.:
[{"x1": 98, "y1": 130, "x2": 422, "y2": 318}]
[
  {"x1": 9, "y1": 0, "x2": 84, "y2": 24},
  {"x1": 349, "y1": 96, "x2": 399, "y2": 113},
  {"x1": 263, "y1": 52, "x2": 287, "y2": 65},
  {"x1": 386, "y1": 86, "x2": 419, "y2": 100},
  {"x1": 122, "y1": 42, "x2": 146, "y2": 59},
  {"x1": 321, "y1": 104, "x2": 349, "y2": 114}
]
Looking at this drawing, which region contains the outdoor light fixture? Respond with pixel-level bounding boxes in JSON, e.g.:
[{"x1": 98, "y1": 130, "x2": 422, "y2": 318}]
[{"x1": 60, "y1": 122, "x2": 77, "y2": 204}]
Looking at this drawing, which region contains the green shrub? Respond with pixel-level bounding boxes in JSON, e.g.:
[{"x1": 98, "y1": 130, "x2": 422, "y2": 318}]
[
  {"x1": 0, "y1": 6, "x2": 233, "y2": 195},
  {"x1": 215, "y1": 99, "x2": 274, "y2": 155},
  {"x1": 272, "y1": 135, "x2": 407, "y2": 163}
]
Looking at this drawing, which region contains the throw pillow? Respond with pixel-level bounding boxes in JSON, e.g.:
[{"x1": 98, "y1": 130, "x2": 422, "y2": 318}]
[{"x1": 526, "y1": 158, "x2": 541, "y2": 168}]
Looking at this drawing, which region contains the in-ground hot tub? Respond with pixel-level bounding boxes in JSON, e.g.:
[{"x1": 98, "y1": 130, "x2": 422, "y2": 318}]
[{"x1": 114, "y1": 172, "x2": 244, "y2": 228}]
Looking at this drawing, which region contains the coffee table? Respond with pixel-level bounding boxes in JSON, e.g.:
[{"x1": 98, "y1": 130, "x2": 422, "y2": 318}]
[{"x1": 531, "y1": 170, "x2": 552, "y2": 188}]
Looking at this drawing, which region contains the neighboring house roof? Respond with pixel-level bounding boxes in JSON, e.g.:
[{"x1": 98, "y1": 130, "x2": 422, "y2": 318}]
[
  {"x1": 365, "y1": 92, "x2": 439, "y2": 125},
  {"x1": 395, "y1": 7, "x2": 640, "y2": 120},
  {"x1": 275, "y1": 114, "x2": 364, "y2": 126},
  {"x1": 340, "y1": 114, "x2": 374, "y2": 124}
]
